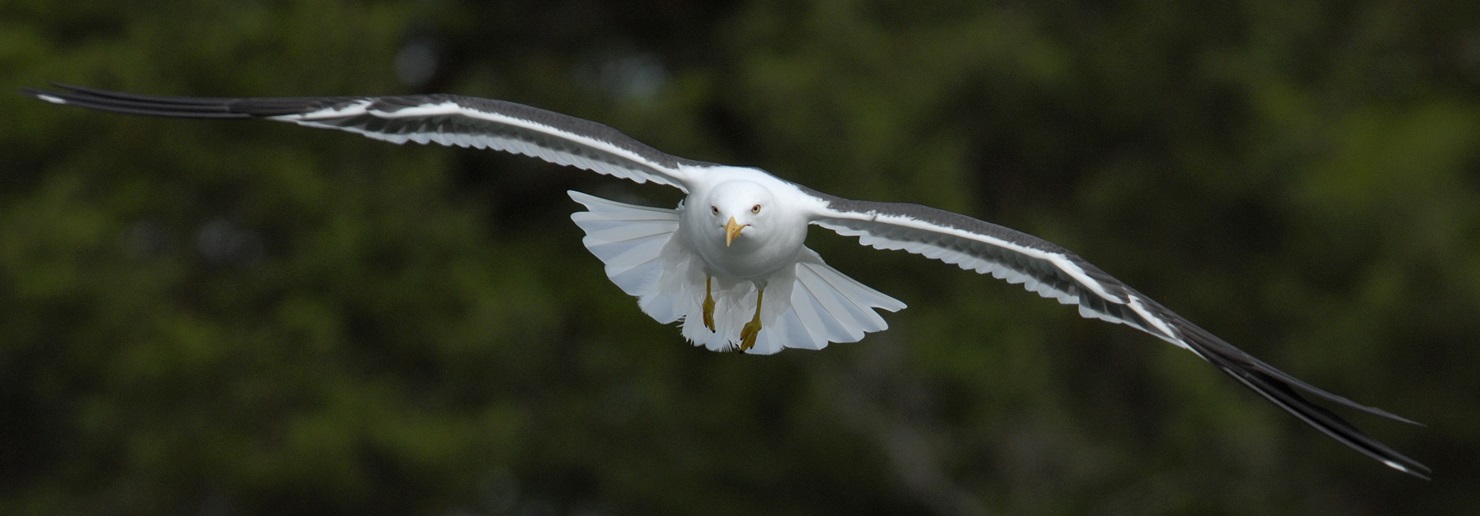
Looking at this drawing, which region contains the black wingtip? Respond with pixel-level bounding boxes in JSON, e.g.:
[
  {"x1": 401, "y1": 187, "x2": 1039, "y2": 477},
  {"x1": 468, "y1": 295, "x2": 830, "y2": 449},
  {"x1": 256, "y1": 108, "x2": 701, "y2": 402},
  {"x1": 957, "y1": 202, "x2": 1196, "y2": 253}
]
[
  {"x1": 22, "y1": 83, "x2": 251, "y2": 119},
  {"x1": 1128, "y1": 300, "x2": 1432, "y2": 477},
  {"x1": 1195, "y1": 346, "x2": 1432, "y2": 478},
  {"x1": 1246, "y1": 368, "x2": 1431, "y2": 478},
  {"x1": 1175, "y1": 324, "x2": 1427, "y2": 428}
]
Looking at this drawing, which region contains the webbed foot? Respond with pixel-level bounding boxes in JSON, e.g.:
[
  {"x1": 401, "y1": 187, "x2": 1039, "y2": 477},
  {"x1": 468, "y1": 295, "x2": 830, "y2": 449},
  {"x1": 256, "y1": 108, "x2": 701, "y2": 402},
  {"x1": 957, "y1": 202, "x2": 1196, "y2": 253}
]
[
  {"x1": 739, "y1": 319, "x2": 761, "y2": 351},
  {"x1": 737, "y1": 286, "x2": 766, "y2": 352}
]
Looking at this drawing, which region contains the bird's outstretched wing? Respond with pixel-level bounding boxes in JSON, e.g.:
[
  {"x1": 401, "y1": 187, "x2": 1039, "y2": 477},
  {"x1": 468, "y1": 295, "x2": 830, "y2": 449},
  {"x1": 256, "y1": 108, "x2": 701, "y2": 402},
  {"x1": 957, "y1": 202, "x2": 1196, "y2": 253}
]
[
  {"x1": 802, "y1": 186, "x2": 1430, "y2": 478},
  {"x1": 25, "y1": 84, "x2": 707, "y2": 191}
]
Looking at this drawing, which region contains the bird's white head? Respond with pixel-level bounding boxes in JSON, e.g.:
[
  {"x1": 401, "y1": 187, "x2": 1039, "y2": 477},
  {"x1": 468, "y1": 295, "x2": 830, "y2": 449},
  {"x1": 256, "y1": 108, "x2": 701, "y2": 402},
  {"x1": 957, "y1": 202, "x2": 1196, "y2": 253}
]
[{"x1": 705, "y1": 181, "x2": 776, "y2": 248}]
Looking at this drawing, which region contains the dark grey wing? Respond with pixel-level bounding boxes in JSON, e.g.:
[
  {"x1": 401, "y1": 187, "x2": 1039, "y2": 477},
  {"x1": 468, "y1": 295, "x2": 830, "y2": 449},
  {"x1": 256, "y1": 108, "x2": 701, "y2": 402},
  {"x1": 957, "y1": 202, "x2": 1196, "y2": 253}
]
[
  {"x1": 803, "y1": 187, "x2": 1429, "y2": 478},
  {"x1": 25, "y1": 84, "x2": 711, "y2": 191}
]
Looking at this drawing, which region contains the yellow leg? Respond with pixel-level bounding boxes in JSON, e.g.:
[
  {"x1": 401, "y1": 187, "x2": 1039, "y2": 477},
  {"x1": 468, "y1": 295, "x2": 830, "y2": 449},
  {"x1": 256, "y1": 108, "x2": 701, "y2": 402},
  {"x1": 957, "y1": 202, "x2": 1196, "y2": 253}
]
[
  {"x1": 703, "y1": 276, "x2": 716, "y2": 332},
  {"x1": 739, "y1": 286, "x2": 765, "y2": 352}
]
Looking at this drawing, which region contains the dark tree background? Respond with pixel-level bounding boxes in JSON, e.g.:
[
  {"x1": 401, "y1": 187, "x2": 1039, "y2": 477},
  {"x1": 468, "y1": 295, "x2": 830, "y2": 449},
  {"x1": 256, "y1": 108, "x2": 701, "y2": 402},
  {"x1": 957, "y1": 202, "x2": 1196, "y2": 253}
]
[{"x1": 3, "y1": 1, "x2": 1477, "y2": 514}]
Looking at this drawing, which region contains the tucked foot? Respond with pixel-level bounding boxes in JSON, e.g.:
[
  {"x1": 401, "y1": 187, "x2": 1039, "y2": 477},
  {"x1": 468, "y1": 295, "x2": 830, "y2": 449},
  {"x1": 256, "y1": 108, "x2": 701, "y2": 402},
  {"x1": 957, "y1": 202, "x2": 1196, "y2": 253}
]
[{"x1": 703, "y1": 276, "x2": 716, "y2": 332}]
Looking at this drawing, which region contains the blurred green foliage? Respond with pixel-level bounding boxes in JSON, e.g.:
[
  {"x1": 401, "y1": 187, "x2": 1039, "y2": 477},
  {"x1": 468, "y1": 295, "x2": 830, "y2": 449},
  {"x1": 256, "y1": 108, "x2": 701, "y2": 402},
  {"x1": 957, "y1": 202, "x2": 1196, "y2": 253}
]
[{"x1": 3, "y1": 0, "x2": 1478, "y2": 514}]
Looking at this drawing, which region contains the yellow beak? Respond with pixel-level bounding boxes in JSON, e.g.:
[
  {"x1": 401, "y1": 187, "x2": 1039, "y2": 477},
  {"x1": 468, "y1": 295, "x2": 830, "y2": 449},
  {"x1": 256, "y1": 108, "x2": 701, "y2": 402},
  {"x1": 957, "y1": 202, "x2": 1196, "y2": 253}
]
[{"x1": 725, "y1": 216, "x2": 746, "y2": 247}]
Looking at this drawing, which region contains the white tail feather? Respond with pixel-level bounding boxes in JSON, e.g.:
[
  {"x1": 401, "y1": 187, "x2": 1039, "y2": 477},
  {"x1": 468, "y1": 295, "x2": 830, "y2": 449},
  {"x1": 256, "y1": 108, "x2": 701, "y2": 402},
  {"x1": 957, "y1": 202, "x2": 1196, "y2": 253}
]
[{"x1": 569, "y1": 191, "x2": 686, "y2": 322}]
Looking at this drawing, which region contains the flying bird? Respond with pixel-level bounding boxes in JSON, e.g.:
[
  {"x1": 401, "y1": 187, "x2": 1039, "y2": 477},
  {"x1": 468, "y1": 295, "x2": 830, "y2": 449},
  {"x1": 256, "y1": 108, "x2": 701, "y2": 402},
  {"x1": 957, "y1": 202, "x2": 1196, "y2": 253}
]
[{"x1": 25, "y1": 84, "x2": 1429, "y2": 477}]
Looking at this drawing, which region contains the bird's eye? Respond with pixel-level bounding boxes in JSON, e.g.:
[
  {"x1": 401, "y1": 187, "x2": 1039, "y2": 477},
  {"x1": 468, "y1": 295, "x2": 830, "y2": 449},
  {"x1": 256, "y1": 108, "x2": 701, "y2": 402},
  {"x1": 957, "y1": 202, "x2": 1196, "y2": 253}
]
[
  {"x1": 711, "y1": 205, "x2": 719, "y2": 215},
  {"x1": 751, "y1": 204, "x2": 762, "y2": 214}
]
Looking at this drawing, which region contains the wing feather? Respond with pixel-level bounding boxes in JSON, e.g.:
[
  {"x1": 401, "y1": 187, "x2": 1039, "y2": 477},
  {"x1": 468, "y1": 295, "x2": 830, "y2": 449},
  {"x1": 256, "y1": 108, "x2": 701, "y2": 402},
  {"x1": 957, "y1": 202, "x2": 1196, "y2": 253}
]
[
  {"x1": 25, "y1": 84, "x2": 709, "y2": 191},
  {"x1": 803, "y1": 187, "x2": 1429, "y2": 478}
]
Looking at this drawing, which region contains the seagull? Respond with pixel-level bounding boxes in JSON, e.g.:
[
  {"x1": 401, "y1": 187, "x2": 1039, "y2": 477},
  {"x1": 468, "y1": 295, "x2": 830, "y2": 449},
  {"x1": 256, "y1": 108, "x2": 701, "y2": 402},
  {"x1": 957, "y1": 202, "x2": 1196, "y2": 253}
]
[{"x1": 25, "y1": 84, "x2": 1428, "y2": 477}]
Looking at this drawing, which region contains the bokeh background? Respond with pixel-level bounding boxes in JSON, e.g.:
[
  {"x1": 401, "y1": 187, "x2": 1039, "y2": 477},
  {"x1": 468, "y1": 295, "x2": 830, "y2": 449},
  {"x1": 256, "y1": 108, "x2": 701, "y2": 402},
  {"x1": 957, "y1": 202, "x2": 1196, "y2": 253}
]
[{"x1": 4, "y1": 1, "x2": 1478, "y2": 514}]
